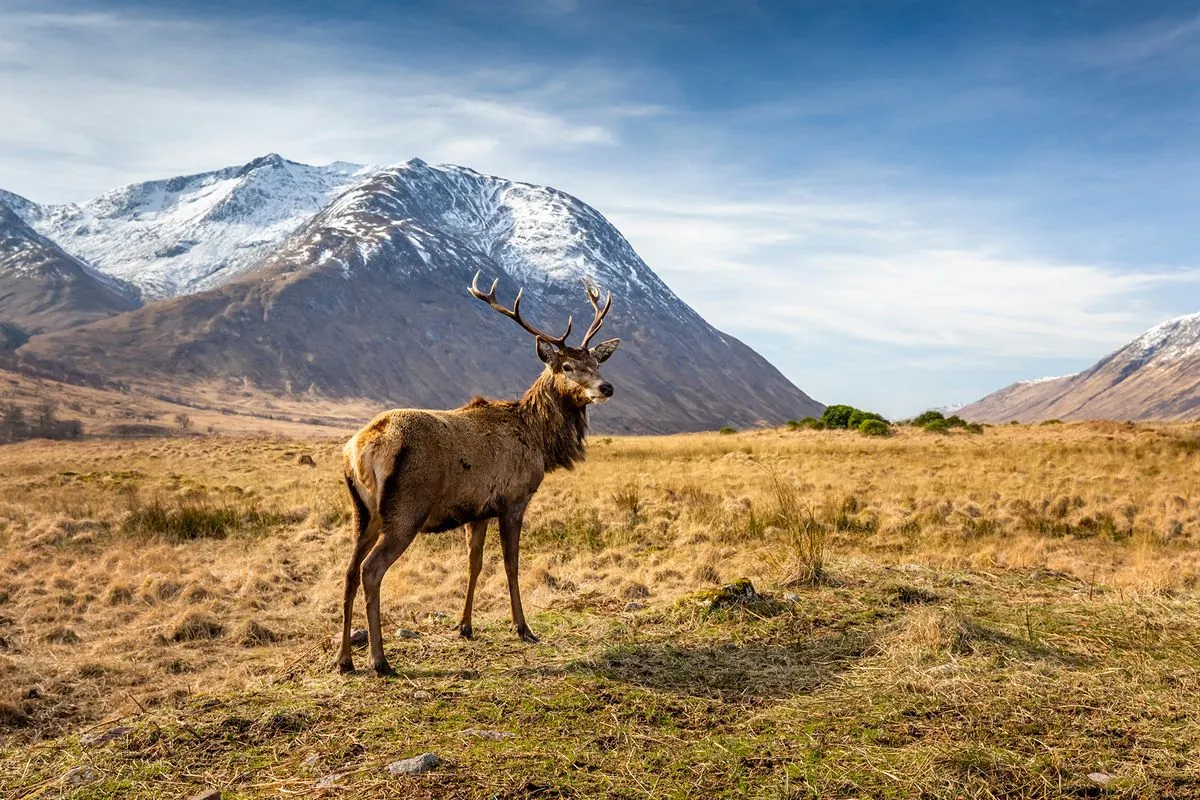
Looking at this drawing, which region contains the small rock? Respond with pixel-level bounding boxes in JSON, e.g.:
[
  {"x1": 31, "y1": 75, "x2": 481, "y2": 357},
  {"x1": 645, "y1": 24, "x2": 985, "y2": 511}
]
[
  {"x1": 1088, "y1": 772, "x2": 1114, "y2": 786},
  {"x1": 62, "y1": 766, "x2": 100, "y2": 786},
  {"x1": 297, "y1": 454, "x2": 317, "y2": 467},
  {"x1": 424, "y1": 611, "x2": 451, "y2": 624},
  {"x1": 190, "y1": 790, "x2": 222, "y2": 800},
  {"x1": 460, "y1": 728, "x2": 514, "y2": 740},
  {"x1": 80, "y1": 725, "x2": 131, "y2": 746},
  {"x1": 385, "y1": 753, "x2": 440, "y2": 775},
  {"x1": 315, "y1": 772, "x2": 348, "y2": 789},
  {"x1": 412, "y1": 690, "x2": 432, "y2": 700},
  {"x1": 331, "y1": 629, "x2": 368, "y2": 649},
  {"x1": 395, "y1": 628, "x2": 420, "y2": 640},
  {"x1": 622, "y1": 601, "x2": 645, "y2": 612},
  {"x1": 783, "y1": 593, "x2": 801, "y2": 603}
]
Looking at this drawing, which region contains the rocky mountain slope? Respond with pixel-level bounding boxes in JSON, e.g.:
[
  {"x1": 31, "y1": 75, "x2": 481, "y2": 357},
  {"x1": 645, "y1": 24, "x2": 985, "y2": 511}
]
[
  {"x1": 0, "y1": 200, "x2": 140, "y2": 334},
  {"x1": 18, "y1": 158, "x2": 821, "y2": 433},
  {"x1": 960, "y1": 312, "x2": 1200, "y2": 422},
  {"x1": 9, "y1": 155, "x2": 375, "y2": 299}
]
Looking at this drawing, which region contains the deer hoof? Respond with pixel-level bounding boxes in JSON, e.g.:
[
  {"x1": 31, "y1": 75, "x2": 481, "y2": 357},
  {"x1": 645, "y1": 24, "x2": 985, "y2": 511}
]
[
  {"x1": 373, "y1": 660, "x2": 398, "y2": 678},
  {"x1": 517, "y1": 627, "x2": 540, "y2": 644},
  {"x1": 458, "y1": 622, "x2": 474, "y2": 640},
  {"x1": 336, "y1": 659, "x2": 355, "y2": 674}
]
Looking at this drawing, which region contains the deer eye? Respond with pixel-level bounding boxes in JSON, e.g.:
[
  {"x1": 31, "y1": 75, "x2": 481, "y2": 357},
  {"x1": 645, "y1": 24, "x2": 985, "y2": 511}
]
[{"x1": 561, "y1": 363, "x2": 573, "y2": 373}]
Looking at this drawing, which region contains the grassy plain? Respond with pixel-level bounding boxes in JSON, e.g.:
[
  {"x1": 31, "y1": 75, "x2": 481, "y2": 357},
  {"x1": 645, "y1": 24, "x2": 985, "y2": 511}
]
[{"x1": 2, "y1": 421, "x2": 1200, "y2": 798}]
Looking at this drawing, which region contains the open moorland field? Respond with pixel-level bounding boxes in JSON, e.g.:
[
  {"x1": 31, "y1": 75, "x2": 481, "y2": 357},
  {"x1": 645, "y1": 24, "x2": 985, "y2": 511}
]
[{"x1": 2, "y1": 422, "x2": 1200, "y2": 799}]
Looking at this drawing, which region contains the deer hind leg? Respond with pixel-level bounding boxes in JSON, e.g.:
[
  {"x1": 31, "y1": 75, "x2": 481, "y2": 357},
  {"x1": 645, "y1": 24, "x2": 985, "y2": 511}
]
[
  {"x1": 499, "y1": 504, "x2": 537, "y2": 643},
  {"x1": 337, "y1": 475, "x2": 378, "y2": 673},
  {"x1": 458, "y1": 520, "x2": 488, "y2": 639},
  {"x1": 360, "y1": 481, "x2": 426, "y2": 677}
]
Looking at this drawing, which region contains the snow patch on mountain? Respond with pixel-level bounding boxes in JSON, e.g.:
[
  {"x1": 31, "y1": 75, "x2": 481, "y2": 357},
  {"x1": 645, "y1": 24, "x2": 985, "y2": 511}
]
[
  {"x1": 1017, "y1": 373, "x2": 1075, "y2": 386},
  {"x1": 26, "y1": 155, "x2": 378, "y2": 298},
  {"x1": 1125, "y1": 311, "x2": 1200, "y2": 364}
]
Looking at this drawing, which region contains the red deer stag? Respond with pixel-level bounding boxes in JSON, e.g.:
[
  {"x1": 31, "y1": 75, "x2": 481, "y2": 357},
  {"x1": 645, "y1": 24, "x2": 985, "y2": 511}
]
[{"x1": 337, "y1": 272, "x2": 620, "y2": 676}]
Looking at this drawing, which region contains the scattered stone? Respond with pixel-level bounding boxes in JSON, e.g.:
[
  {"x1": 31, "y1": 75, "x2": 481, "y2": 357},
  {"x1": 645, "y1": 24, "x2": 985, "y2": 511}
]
[
  {"x1": 297, "y1": 454, "x2": 317, "y2": 467},
  {"x1": 1088, "y1": 772, "x2": 1114, "y2": 786},
  {"x1": 424, "y1": 611, "x2": 451, "y2": 624},
  {"x1": 190, "y1": 789, "x2": 222, "y2": 800},
  {"x1": 460, "y1": 728, "x2": 514, "y2": 741},
  {"x1": 412, "y1": 690, "x2": 432, "y2": 701},
  {"x1": 315, "y1": 772, "x2": 348, "y2": 789},
  {"x1": 783, "y1": 593, "x2": 801, "y2": 603},
  {"x1": 62, "y1": 766, "x2": 100, "y2": 786},
  {"x1": 395, "y1": 628, "x2": 420, "y2": 640},
  {"x1": 385, "y1": 753, "x2": 440, "y2": 775},
  {"x1": 622, "y1": 601, "x2": 646, "y2": 612},
  {"x1": 681, "y1": 578, "x2": 763, "y2": 611},
  {"x1": 331, "y1": 628, "x2": 369, "y2": 649},
  {"x1": 80, "y1": 725, "x2": 131, "y2": 746}
]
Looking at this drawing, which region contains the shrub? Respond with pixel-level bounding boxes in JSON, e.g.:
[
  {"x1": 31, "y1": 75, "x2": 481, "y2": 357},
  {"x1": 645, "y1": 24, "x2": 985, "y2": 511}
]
[
  {"x1": 849, "y1": 409, "x2": 887, "y2": 428},
  {"x1": 859, "y1": 419, "x2": 892, "y2": 437},
  {"x1": 923, "y1": 419, "x2": 951, "y2": 434},
  {"x1": 0, "y1": 321, "x2": 29, "y2": 351},
  {"x1": 787, "y1": 417, "x2": 824, "y2": 431},
  {"x1": 945, "y1": 415, "x2": 967, "y2": 428},
  {"x1": 1040, "y1": 419, "x2": 1064, "y2": 426},
  {"x1": 964, "y1": 422, "x2": 985, "y2": 434},
  {"x1": 820, "y1": 405, "x2": 857, "y2": 429},
  {"x1": 718, "y1": 426, "x2": 737, "y2": 435},
  {"x1": 912, "y1": 410, "x2": 945, "y2": 426}
]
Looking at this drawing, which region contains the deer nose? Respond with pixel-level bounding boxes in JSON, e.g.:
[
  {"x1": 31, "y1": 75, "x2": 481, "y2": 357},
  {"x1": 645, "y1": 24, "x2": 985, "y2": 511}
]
[{"x1": 599, "y1": 383, "x2": 614, "y2": 397}]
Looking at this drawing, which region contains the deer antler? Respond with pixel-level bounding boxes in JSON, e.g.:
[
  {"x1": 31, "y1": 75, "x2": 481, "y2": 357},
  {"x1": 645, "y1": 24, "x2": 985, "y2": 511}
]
[
  {"x1": 469, "y1": 271, "x2": 573, "y2": 347},
  {"x1": 579, "y1": 276, "x2": 613, "y2": 348}
]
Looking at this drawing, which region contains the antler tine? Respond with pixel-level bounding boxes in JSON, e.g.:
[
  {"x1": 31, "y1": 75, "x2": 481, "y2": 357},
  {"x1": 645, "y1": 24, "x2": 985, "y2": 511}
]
[
  {"x1": 469, "y1": 270, "x2": 573, "y2": 346},
  {"x1": 579, "y1": 275, "x2": 613, "y2": 347}
]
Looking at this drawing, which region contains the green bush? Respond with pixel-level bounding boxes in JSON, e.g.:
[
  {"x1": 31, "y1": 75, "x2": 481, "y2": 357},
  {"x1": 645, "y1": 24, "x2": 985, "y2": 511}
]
[
  {"x1": 964, "y1": 422, "x2": 985, "y2": 434},
  {"x1": 1040, "y1": 419, "x2": 1064, "y2": 426},
  {"x1": 848, "y1": 409, "x2": 887, "y2": 428},
  {"x1": 945, "y1": 415, "x2": 967, "y2": 428},
  {"x1": 912, "y1": 410, "x2": 945, "y2": 426},
  {"x1": 923, "y1": 419, "x2": 951, "y2": 433},
  {"x1": 859, "y1": 419, "x2": 891, "y2": 437},
  {"x1": 718, "y1": 426, "x2": 737, "y2": 435},
  {"x1": 820, "y1": 405, "x2": 857, "y2": 429},
  {"x1": 0, "y1": 322, "x2": 29, "y2": 351},
  {"x1": 787, "y1": 417, "x2": 824, "y2": 431}
]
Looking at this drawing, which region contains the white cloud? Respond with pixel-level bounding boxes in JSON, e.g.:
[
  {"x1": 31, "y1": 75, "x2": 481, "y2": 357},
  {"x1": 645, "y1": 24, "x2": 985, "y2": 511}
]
[{"x1": 2, "y1": 2, "x2": 1199, "y2": 416}]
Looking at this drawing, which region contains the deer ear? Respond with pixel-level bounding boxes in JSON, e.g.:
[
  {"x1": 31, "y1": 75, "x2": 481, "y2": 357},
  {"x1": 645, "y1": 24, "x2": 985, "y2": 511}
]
[
  {"x1": 591, "y1": 338, "x2": 621, "y2": 363},
  {"x1": 535, "y1": 337, "x2": 556, "y2": 365}
]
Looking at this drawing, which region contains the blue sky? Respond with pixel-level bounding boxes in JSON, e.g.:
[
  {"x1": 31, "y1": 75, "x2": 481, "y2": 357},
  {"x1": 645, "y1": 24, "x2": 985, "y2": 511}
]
[{"x1": 2, "y1": 0, "x2": 1199, "y2": 416}]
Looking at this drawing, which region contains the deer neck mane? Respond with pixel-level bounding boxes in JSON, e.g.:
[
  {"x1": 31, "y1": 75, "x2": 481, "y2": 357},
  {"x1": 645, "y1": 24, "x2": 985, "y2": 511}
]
[{"x1": 518, "y1": 371, "x2": 588, "y2": 472}]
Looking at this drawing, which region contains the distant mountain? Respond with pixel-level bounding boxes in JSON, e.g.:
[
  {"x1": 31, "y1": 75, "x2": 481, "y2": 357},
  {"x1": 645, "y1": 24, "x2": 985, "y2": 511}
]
[
  {"x1": 19, "y1": 158, "x2": 821, "y2": 433},
  {"x1": 12, "y1": 155, "x2": 375, "y2": 299},
  {"x1": 0, "y1": 200, "x2": 140, "y2": 334},
  {"x1": 960, "y1": 313, "x2": 1200, "y2": 422}
]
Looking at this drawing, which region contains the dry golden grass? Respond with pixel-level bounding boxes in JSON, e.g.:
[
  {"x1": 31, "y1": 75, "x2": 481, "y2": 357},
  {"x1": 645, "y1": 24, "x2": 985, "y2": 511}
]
[{"x1": 1, "y1": 420, "x2": 1199, "y2": 797}]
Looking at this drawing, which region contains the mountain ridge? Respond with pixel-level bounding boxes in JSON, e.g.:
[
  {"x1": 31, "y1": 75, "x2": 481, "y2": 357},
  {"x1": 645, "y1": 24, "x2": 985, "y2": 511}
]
[
  {"x1": 960, "y1": 311, "x2": 1200, "y2": 422},
  {"x1": 13, "y1": 155, "x2": 822, "y2": 433}
]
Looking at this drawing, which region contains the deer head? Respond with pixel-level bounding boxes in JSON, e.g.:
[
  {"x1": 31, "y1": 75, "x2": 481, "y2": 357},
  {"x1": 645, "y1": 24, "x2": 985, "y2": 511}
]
[{"x1": 469, "y1": 271, "x2": 621, "y2": 405}]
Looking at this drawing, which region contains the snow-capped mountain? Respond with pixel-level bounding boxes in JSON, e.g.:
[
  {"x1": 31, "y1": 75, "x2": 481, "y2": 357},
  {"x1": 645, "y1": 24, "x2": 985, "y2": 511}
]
[
  {"x1": 0, "y1": 200, "x2": 140, "y2": 333},
  {"x1": 961, "y1": 312, "x2": 1200, "y2": 422},
  {"x1": 21, "y1": 156, "x2": 821, "y2": 433},
  {"x1": 13, "y1": 155, "x2": 376, "y2": 299}
]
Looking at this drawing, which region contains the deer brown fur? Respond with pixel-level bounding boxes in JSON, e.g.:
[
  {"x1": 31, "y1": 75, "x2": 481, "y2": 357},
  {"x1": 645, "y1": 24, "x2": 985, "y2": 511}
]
[{"x1": 337, "y1": 273, "x2": 620, "y2": 676}]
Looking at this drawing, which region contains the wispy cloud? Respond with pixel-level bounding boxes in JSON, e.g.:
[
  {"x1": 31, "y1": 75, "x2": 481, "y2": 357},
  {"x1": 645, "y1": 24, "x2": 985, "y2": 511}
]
[{"x1": 2, "y1": 1, "x2": 1200, "y2": 416}]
